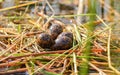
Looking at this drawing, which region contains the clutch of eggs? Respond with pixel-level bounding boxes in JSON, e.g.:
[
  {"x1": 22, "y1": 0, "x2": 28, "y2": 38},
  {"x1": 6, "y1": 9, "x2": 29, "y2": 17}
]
[{"x1": 37, "y1": 23, "x2": 73, "y2": 50}]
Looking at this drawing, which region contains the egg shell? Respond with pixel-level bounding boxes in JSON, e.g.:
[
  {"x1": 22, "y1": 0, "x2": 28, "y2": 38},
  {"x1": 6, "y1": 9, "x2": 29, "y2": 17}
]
[
  {"x1": 51, "y1": 36, "x2": 72, "y2": 50},
  {"x1": 49, "y1": 24, "x2": 63, "y2": 40},
  {"x1": 37, "y1": 33, "x2": 54, "y2": 48},
  {"x1": 58, "y1": 32, "x2": 73, "y2": 40}
]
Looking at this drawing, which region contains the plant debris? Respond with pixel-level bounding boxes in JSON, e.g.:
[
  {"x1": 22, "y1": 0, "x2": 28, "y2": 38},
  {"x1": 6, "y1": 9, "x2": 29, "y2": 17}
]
[{"x1": 0, "y1": 0, "x2": 120, "y2": 75}]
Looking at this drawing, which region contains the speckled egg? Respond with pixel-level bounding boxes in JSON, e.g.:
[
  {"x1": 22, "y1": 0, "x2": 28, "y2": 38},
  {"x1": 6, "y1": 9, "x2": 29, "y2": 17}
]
[
  {"x1": 37, "y1": 33, "x2": 54, "y2": 48},
  {"x1": 49, "y1": 24, "x2": 63, "y2": 40},
  {"x1": 51, "y1": 36, "x2": 72, "y2": 50},
  {"x1": 58, "y1": 32, "x2": 73, "y2": 40}
]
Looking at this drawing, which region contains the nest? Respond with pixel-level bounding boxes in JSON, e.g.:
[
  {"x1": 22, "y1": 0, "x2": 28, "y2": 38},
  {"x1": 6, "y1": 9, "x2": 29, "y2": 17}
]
[{"x1": 0, "y1": 0, "x2": 120, "y2": 75}]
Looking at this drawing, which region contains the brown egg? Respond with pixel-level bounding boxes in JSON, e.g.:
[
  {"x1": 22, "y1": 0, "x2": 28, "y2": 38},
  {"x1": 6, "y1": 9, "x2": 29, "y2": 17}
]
[
  {"x1": 58, "y1": 32, "x2": 73, "y2": 40},
  {"x1": 49, "y1": 24, "x2": 63, "y2": 40},
  {"x1": 37, "y1": 33, "x2": 54, "y2": 48},
  {"x1": 51, "y1": 36, "x2": 72, "y2": 50}
]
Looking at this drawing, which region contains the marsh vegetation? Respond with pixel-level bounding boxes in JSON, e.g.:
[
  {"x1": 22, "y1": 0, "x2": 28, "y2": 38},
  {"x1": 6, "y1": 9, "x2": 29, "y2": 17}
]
[{"x1": 0, "y1": 0, "x2": 120, "y2": 75}]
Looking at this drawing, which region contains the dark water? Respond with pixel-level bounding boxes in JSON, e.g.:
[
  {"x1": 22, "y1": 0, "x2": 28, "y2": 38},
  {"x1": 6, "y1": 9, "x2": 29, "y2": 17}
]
[{"x1": 2, "y1": 0, "x2": 15, "y2": 8}]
